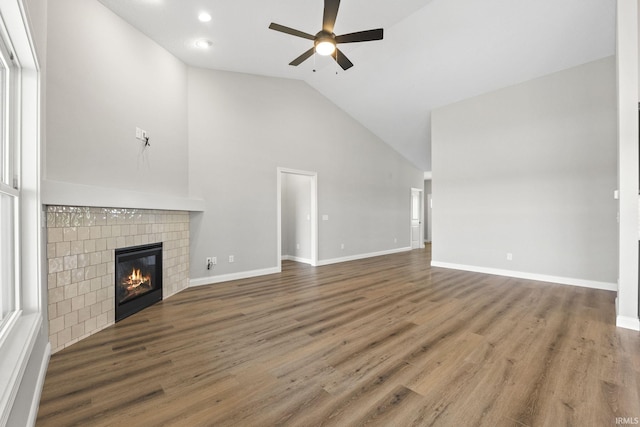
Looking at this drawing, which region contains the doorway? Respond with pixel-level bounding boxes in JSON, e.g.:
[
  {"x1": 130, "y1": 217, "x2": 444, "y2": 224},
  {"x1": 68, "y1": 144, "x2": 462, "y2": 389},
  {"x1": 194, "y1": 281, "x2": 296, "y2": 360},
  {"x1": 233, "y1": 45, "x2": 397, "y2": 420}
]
[
  {"x1": 277, "y1": 168, "x2": 318, "y2": 268},
  {"x1": 411, "y1": 188, "x2": 424, "y2": 249},
  {"x1": 426, "y1": 193, "x2": 432, "y2": 243},
  {"x1": 424, "y1": 179, "x2": 432, "y2": 243}
]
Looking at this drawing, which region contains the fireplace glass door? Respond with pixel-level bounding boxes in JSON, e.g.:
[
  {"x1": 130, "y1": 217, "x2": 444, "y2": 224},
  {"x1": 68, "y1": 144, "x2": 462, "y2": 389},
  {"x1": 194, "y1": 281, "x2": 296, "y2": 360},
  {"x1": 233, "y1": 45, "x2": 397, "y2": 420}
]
[{"x1": 115, "y1": 243, "x2": 162, "y2": 321}]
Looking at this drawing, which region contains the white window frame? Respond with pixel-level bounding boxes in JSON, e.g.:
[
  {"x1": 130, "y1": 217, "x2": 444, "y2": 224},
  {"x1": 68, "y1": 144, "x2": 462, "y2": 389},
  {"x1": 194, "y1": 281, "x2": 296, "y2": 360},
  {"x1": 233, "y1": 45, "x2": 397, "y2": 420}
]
[
  {"x1": 0, "y1": 8, "x2": 20, "y2": 346},
  {"x1": 0, "y1": 0, "x2": 43, "y2": 424}
]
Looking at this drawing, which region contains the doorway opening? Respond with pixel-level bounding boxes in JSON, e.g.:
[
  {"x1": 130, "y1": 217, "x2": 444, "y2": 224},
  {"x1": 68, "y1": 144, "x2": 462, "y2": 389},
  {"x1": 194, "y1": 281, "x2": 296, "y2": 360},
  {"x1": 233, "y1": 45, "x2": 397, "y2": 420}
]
[
  {"x1": 277, "y1": 168, "x2": 318, "y2": 268},
  {"x1": 411, "y1": 188, "x2": 424, "y2": 249}
]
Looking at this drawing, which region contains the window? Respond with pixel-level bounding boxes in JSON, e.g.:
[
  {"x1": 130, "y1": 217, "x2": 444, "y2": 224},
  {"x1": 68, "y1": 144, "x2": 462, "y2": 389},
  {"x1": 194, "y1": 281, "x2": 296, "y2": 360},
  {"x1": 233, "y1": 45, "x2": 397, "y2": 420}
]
[
  {"x1": 0, "y1": 16, "x2": 18, "y2": 337},
  {"x1": 0, "y1": 0, "x2": 42, "y2": 422}
]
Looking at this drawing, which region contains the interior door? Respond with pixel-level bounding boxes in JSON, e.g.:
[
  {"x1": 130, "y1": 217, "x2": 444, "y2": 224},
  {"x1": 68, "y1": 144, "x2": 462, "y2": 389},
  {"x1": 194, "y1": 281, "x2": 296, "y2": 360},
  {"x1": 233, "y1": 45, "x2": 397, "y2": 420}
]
[{"x1": 411, "y1": 188, "x2": 422, "y2": 249}]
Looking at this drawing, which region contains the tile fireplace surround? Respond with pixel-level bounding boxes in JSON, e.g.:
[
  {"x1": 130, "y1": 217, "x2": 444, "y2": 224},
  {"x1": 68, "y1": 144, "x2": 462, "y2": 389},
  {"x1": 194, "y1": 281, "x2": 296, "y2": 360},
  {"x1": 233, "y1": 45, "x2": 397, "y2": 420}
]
[{"x1": 45, "y1": 206, "x2": 190, "y2": 353}]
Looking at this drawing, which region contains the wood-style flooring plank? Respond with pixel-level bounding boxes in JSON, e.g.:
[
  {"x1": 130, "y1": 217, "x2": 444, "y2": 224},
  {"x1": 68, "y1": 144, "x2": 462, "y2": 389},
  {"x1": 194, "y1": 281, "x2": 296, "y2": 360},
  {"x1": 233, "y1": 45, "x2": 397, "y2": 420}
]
[{"x1": 37, "y1": 245, "x2": 640, "y2": 426}]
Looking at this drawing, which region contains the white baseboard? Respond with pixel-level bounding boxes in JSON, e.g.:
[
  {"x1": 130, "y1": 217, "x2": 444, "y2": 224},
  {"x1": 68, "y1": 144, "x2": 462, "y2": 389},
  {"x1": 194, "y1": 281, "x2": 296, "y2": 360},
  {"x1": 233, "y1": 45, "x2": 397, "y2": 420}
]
[
  {"x1": 616, "y1": 315, "x2": 640, "y2": 331},
  {"x1": 27, "y1": 342, "x2": 51, "y2": 427},
  {"x1": 281, "y1": 255, "x2": 313, "y2": 265},
  {"x1": 430, "y1": 261, "x2": 617, "y2": 292},
  {"x1": 190, "y1": 248, "x2": 413, "y2": 286},
  {"x1": 317, "y1": 247, "x2": 412, "y2": 266},
  {"x1": 190, "y1": 267, "x2": 282, "y2": 287},
  {"x1": 615, "y1": 297, "x2": 640, "y2": 331}
]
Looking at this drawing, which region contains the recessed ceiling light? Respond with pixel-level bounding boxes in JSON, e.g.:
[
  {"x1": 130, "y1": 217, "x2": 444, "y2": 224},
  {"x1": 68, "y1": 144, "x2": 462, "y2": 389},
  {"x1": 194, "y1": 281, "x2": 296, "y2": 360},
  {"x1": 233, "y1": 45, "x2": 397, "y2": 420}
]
[
  {"x1": 198, "y1": 12, "x2": 212, "y2": 22},
  {"x1": 195, "y1": 39, "x2": 213, "y2": 49}
]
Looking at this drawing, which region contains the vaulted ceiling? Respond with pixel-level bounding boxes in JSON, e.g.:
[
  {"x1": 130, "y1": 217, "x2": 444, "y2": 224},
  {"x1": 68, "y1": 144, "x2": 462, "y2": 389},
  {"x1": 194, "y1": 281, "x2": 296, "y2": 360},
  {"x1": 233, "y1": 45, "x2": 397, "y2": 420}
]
[{"x1": 97, "y1": 0, "x2": 616, "y2": 171}]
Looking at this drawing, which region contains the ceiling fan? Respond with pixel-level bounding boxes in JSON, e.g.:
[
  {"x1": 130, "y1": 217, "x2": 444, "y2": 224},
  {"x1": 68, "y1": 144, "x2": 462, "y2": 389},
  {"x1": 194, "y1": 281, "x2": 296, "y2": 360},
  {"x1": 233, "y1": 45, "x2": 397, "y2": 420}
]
[{"x1": 268, "y1": 0, "x2": 383, "y2": 71}]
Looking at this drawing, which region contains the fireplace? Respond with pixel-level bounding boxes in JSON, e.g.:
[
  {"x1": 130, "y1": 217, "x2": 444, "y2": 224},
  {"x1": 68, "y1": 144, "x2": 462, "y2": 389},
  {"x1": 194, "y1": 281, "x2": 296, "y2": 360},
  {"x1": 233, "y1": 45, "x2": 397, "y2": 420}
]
[{"x1": 115, "y1": 243, "x2": 163, "y2": 322}]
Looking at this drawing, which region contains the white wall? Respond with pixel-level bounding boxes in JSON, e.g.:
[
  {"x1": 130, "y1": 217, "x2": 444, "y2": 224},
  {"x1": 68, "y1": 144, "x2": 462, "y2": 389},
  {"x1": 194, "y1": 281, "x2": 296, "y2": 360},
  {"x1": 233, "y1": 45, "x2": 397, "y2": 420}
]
[
  {"x1": 188, "y1": 67, "x2": 423, "y2": 280},
  {"x1": 45, "y1": 0, "x2": 189, "y2": 198},
  {"x1": 616, "y1": 0, "x2": 640, "y2": 330},
  {"x1": 432, "y1": 57, "x2": 618, "y2": 287}
]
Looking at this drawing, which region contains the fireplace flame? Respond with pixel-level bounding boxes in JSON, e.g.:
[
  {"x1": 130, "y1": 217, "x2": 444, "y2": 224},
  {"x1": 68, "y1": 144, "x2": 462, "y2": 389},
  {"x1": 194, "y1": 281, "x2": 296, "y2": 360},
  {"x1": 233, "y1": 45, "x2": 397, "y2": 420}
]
[{"x1": 125, "y1": 268, "x2": 151, "y2": 290}]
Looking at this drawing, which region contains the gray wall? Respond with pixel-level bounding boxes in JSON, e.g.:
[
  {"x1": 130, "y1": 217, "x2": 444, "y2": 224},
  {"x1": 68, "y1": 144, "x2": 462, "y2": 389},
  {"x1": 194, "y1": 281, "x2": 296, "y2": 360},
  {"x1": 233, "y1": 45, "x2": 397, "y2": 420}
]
[
  {"x1": 188, "y1": 67, "x2": 423, "y2": 279},
  {"x1": 432, "y1": 56, "x2": 618, "y2": 284},
  {"x1": 46, "y1": 0, "x2": 189, "y2": 197}
]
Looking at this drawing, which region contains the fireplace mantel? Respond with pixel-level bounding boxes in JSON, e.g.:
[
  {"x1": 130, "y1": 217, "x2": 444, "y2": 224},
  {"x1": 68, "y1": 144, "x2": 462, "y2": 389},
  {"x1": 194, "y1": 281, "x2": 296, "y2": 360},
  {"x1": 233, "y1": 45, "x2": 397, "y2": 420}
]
[{"x1": 42, "y1": 179, "x2": 205, "y2": 212}]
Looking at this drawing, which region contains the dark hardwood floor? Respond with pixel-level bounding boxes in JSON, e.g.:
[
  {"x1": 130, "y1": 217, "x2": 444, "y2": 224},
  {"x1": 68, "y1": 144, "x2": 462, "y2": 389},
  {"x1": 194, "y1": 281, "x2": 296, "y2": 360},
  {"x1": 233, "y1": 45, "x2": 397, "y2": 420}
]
[{"x1": 37, "y1": 245, "x2": 640, "y2": 426}]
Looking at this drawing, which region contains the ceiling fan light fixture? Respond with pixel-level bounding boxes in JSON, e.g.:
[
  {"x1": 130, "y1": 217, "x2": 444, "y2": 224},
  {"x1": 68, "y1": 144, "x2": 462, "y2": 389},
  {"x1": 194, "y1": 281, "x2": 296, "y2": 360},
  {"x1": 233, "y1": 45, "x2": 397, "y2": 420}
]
[
  {"x1": 269, "y1": 0, "x2": 383, "y2": 70},
  {"x1": 315, "y1": 39, "x2": 336, "y2": 56}
]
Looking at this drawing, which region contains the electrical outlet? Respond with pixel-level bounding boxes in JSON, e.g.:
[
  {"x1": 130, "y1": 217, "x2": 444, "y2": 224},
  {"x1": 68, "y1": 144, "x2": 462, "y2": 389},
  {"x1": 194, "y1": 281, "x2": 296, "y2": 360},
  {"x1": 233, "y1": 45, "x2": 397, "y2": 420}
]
[
  {"x1": 206, "y1": 257, "x2": 213, "y2": 270},
  {"x1": 212, "y1": 256, "x2": 217, "y2": 265},
  {"x1": 229, "y1": 255, "x2": 234, "y2": 263},
  {"x1": 506, "y1": 253, "x2": 513, "y2": 261},
  {"x1": 136, "y1": 127, "x2": 142, "y2": 139},
  {"x1": 340, "y1": 243, "x2": 345, "y2": 250}
]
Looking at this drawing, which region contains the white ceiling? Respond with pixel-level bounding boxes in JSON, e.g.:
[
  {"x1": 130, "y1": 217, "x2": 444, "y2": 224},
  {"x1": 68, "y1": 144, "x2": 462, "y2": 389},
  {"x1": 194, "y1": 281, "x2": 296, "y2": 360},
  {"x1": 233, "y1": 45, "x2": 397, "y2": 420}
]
[{"x1": 96, "y1": 0, "x2": 616, "y2": 171}]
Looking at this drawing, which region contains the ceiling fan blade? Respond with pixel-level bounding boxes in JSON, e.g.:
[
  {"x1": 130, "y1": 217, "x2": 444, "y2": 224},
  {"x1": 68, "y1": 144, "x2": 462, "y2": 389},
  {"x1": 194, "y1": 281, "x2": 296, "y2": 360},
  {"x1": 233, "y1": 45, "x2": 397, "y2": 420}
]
[
  {"x1": 289, "y1": 47, "x2": 316, "y2": 66},
  {"x1": 323, "y1": 0, "x2": 341, "y2": 33},
  {"x1": 335, "y1": 28, "x2": 384, "y2": 44},
  {"x1": 269, "y1": 23, "x2": 315, "y2": 40},
  {"x1": 332, "y1": 48, "x2": 353, "y2": 70}
]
